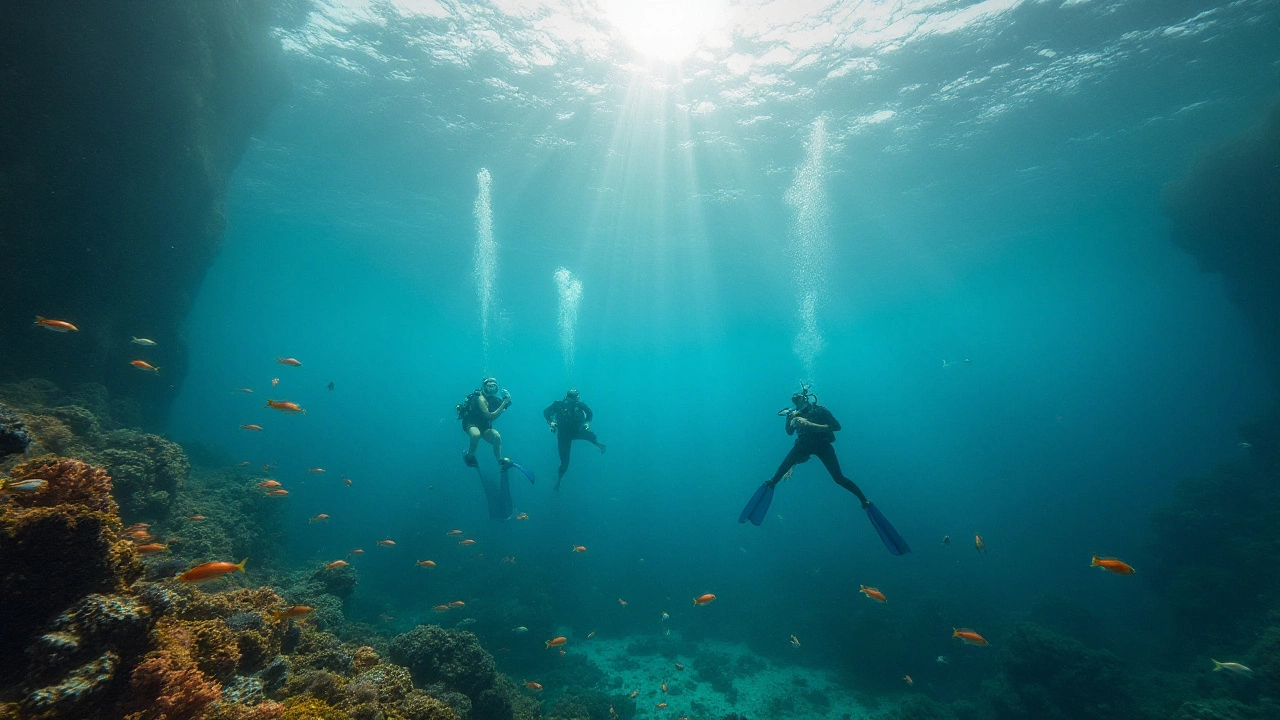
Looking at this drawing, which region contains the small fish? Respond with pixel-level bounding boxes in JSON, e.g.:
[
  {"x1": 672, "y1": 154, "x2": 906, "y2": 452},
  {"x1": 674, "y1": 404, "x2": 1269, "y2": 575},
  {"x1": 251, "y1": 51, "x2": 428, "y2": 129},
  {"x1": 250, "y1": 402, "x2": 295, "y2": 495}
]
[
  {"x1": 349, "y1": 549, "x2": 364, "y2": 556},
  {"x1": 975, "y1": 534, "x2": 986, "y2": 555},
  {"x1": 501, "y1": 556, "x2": 516, "y2": 563},
  {"x1": 128, "y1": 529, "x2": 154, "y2": 541},
  {"x1": 265, "y1": 399, "x2": 304, "y2": 413},
  {"x1": 131, "y1": 337, "x2": 157, "y2": 346},
  {"x1": 458, "y1": 539, "x2": 476, "y2": 546},
  {"x1": 235, "y1": 388, "x2": 254, "y2": 393},
  {"x1": 271, "y1": 378, "x2": 280, "y2": 387},
  {"x1": 277, "y1": 357, "x2": 303, "y2": 366},
  {"x1": 903, "y1": 675, "x2": 913, "y2": 686},
  {"x1": 618, "y1": 598, "x2": 628, "y2": 606},
  {"x1": 447, "y1": 530, "x2": 463, "y2": 536},
  {"x1": 309, "y1": 514, "x2": 329, "y2": 523},
  {"x1": 257, "y1": 480, "x2": 281, "y2": 488},
  {"x1": 1, "y1": 478, "x2": 47, "y2": 494},
  {"x1": 187, "y1": 515, "x2": 206, "y2": 522},
  {"x1": 343, "y1": 475, "x2": 352, "y2": 487},
  {"x1": 1211, "y1": 659, "x2": 1253, "y2": 675},
  {"x1": 240, "y1": 424, "x2": 263, "y2": 431},
  {"x1": 942, "y1": 535, "x2": 950, "y2": 545},
  {"x1": 629, "y1": 690, "x2": 639, "y2": 698},
  {"x1": 525, "y1": 681, "x2": 543, "y2": 691},
  {"x1": 655, "y1": 703, "x2": 667, "y2": 710},
  {"x1": 267, "y1": 489, "x2": 288, "y2": 497},
  {"x1": 434, "y1": 605, "x2": 450, "y2": 612},
  {"x1": 559, "y1": 649, "x2": 565, "y2": 656},
  {"x1": 1091, "y1": 554, "x2": 1135, "y2": 575},
  {"x1": 693, "y1": 593, "x2": 716, "y2": 606},
  {"x1": 271, "y1": 605, "x2": 314, "y2": 622},
  {"x1": 327, "y1": 381, "x2": 335, "y2": 391},
  {"x1": 571, "y1": 545, "x2": 587, "y2": 553},
  {"x1": 130, "y1": 360, "x2": 160, "y2": 374},
  {"x1": 546, "y1": 636, "x2": 567, "y2": 648},
  {"x1": 307, "y1": 468, "x2": 326, "y2": 474},
  {"x1": 457, "y1": 618, "x2": 476, "y2": 626},
  {"x1": 952, "y1": 628, "x2": 989, "y2": 646},
  {"x1": 449, "y1": 601, "x2": 465, "y2": 608},
  {"x1": 326, "y1": 560, "x2": 349, "y2": 569},
  {"x1": 588, "y1": 630, "x2": 597, "y2": 639},
  {"x1": 34, "y1": 316, "x2": 78, "y2": 332},
  {"x1": 860, "y1": 585, "x2": 887, "y2": 603},
  {"x1": 661, "y1": 681, "x2": 668, "y2": 693},
  {"x1": 177, "y1": 558, "x2": 247, "y2": 583},
  {"x1": 417, "y1": 560, "x2": 436, "y2": 567},
  {"x1": 515, "y1": 512, "x2": 529, "y2": 520},
  {"x1": 513, "y1": 626, "x2": 528, "y2": 633},
  {"x1": 377, "y1": 539, "x2": 396, "y2": 546},
  {"x1": 661, "y1": 612, "x2": 669, "y2": 621},
  {"x1": 237, "y1": 461, "x2": 251, "y2": 466},
  {"x1": 674, "y1": 663, "x2": 683, "y2": 671},
  {"x1": 135, "y1": 543, "x2": 168, "y2": 555},
  {"x1": 1239, "y1": 442, "x2": 1252, "y2": 449},
  {"x1": 936, "y1": 656, "x2": 948, "y2": 664}
]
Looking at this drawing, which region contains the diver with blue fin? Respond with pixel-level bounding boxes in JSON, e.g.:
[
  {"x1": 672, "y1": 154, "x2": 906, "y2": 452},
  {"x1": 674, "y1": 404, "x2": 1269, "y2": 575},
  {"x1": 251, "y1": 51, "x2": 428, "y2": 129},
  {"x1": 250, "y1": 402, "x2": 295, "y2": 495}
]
[
  {"x1": 457, "y1": 377, "x2": 534, "y2": 519},
  {"x1": 739, "y1": 385, "x2": 909, "y2": 555}
]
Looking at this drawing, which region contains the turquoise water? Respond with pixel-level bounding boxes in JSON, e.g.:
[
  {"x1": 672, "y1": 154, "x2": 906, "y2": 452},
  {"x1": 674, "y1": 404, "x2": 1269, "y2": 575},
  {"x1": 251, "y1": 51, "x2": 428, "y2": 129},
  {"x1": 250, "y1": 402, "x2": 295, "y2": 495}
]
[{"x1": 158, "y1": 0, "x2": 1278, "y2": 715}]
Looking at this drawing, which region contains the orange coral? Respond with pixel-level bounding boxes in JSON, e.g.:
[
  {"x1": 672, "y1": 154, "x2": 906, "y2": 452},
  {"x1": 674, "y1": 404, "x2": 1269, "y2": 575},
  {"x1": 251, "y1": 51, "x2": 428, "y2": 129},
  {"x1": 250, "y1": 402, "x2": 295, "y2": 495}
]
[
  {"x1": 9, "y1": 456, "x2": 117, "y2": 514},
  {"x1": 124, "y1": 650, "x2": 222, "y2": 720}
]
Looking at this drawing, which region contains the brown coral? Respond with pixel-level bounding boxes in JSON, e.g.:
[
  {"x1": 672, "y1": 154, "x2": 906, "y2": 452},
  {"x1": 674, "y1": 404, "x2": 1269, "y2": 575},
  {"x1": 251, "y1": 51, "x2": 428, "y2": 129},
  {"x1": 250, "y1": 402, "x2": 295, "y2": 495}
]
[
  {"x1": 155, "y1": 617, "x2": 241, "y2": 681},
  {"x1": 9, "y1": 456, "x2": 118, "y2": 513},
  {"x1": 280, "y1": 696, "x2": 353, "y2": 720},
  {"x1": 352, "y1": 645, "x2": 380, "y2": 672},
  {"x1": 124, "y1": 650, "x2": 222, "y2": 720}
]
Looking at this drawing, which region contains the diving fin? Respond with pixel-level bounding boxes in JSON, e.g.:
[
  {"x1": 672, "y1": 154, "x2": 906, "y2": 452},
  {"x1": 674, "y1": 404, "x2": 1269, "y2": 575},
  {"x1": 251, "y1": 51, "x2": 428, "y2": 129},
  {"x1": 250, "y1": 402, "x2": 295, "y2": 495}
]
[
  {"x1": 463, "y1": 452, "x2": 478, "y2": 468},
  {"x1": 502, "y1": 460, "x2": 536, "y2": 485},
  {"x1": 865, "y1": 503, "x2": 910, "y2": 556},
  {"x1": 738, "y1": 483, "x2": 775, "y2": 526},
  {"x1": 498, "y1": 470, "x2": 513, "y2": 519}
]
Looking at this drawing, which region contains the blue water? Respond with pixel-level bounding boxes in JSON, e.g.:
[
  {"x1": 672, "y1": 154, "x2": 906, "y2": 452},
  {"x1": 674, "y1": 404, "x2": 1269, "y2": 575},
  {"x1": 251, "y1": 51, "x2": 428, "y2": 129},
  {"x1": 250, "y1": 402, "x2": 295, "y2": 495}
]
[{"x1": 167, "y1": 0, "x2": 1277, "y2": 706}]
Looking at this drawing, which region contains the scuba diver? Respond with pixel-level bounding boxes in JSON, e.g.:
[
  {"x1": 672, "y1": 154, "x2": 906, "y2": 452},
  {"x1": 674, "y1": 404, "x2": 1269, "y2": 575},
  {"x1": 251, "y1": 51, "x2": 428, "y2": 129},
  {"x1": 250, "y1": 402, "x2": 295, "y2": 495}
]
[
  {"x1": 739, "y1": 385, "x2": 910, "y2": 556},
  {"x1": 543, "y1": 389, "x2": 605, "y2": 489},
  {"x1": 457, "y1": 377, "x2": 534, "y2": 520}
]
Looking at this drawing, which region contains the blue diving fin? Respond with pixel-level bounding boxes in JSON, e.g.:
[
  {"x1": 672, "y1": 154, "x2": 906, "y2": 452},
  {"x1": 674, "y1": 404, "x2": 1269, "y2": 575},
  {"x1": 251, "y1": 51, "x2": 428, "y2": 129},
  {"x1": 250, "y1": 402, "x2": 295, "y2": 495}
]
[
  {"x1": 738, "y1": 483, "x2": 775, "y2": 526},
  {"x1": 502, "y1": 459, "x2": 536, "y2": 485},
  {"x1": 865, "y1": 503, "x2": 910, "y2": 555}
]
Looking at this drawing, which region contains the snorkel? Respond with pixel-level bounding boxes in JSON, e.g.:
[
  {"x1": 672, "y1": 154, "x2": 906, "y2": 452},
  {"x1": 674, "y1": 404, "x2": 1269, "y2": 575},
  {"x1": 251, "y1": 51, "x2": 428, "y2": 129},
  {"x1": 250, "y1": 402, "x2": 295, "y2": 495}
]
[{"x1": 778, "y1": 383, "x2": 817, "y2": 417}]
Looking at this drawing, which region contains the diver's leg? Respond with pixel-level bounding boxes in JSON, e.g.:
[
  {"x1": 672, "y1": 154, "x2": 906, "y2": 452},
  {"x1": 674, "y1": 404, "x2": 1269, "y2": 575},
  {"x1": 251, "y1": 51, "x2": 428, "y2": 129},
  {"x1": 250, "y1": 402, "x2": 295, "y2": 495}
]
[
  {"x1": 767, "y1": 444, "x2": 811, "y2": 486},
  {"x1": 484, "y1": 429, "x2": 504, "y2": 462},
  {"x1": 556, "y1": 432, "x2": 572, "y2": 488},
  {"x1": 814, "y1": 443, "x2": 868, "y2": 506},
  {"x1": 465, "y1": 426, "x2": 482, "y2": 464},
  {"x1": 580, "y1": 428, "x2": 604, "y2": 452}
]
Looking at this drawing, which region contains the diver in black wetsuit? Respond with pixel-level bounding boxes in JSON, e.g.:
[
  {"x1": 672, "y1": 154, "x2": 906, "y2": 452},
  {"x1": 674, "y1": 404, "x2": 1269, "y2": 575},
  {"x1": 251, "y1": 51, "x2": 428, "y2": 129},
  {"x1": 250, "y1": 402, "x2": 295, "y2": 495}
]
[
  {"x1": 766, "y1": 387, "x2": 868, "y2": 506},
  {"x1": 543, "y1": 389, "x2": 605, "y2": 490}
]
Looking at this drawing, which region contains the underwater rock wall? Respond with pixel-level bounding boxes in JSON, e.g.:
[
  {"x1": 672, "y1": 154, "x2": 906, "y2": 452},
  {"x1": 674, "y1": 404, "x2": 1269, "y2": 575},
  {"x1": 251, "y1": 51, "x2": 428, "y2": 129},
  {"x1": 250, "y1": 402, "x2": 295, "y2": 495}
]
[
  {"x1": 1163, "y1": 99, "x2": 1280, "y2": 386},
  {"x1": 0, "y1": 0, "x2": 288, "y2": 428}
]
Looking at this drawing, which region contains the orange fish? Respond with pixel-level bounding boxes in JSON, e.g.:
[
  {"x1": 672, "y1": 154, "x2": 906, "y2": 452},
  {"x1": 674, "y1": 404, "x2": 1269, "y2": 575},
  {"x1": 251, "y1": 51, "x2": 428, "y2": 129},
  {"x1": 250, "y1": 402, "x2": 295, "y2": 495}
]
[
  {"x1": 417, "y1": 560, "x2": 436, "y2": 567},
  {"x1": 241, "y1": 424, "x2": 263, "y2": 431},
  {"x1": 135, "y1": 543, "x2": 168, "y2": 555},
  {"x1": 265, "y1": 399, "x2": 304, "y2": 413},
  {"x1": 693, "y1": 593, "x2": 716, "y2": 606},
  {"x1": 618, "y1": 598, "x2": 628, "y2": 606},
  {"x1": 326, "y1": 560, "x2": 349, "y2": 569},
  {"x1": 546, "y1": 636, "x2": 567, "y2": 648},
  {"x1": 903, "y1": 675, "x2": 913, "y2": 686},
  {"x1": 629, "y1": 690, "x2": 638, "y2": 699},
  {"x1": 447, "y1": 530, "x2": 463, "y2": 536},
  {"x1": 257, "y1": 480, "x2": 281, "y2": 488},
  {"x1": 130, "y1": 360, "x2": 160, "y2": 374},
  {"x1": 571, "y1": 545, "x2": 587, "y2": 553},
  {"x1": 34, "y1": 316, "x2": 79, "y2": 332},
  {"x1": 433, "y1": 605, "x2": 450, "y2": 612},
  {"x1": 514, "y1": 512, "x2": 529, "y2": 520},
  {"x1": 187, "y1": 515, "x2": 206, "y2": 522},
  {"x1": 235, "y1": 388, "x2": 255, "y2": 393},
  {"x1": 271, "y1": 378, "x2": 280, "y2": 387},
  {"x1": 525, "y1": 681, "x2": 543, "y2": 691},
  {"x1": 277, "y1": 357, "x2": 303, "y2": 366},
  {"x1": 308, "y1": 468, "x2": 326, "y2": 474},
  {"x1": 448, "y1": 601, "x2": 465, "y2": 608},
  {"x1": 655, "y1": 703, "x2": 667, "y2": 710},
  {"x1": 458, "y1": 539, "x2": 476, "y2": 546},
  {"x1": 267, "y1": 489, "x2": 288, "y2": 497},
  {"x1": 952, "y1": 628, "x2": 989, "y2": 646},
  {"x1": 177, "y1": 558, "x2": 247, "y2": 583},
  {"x1": 271, "y1": 605, "x2": 314, "y2": 622},
  {"x1": 128, "y1": 529, "x2": 154, "y2": 540},
  {"x1": 349, "y1": 549, "x2": 364, "y2": 556},
  {"x1": 975, "y1": 534, "x2": 986, "y2": 555},
  {"x1": 309, "y1": 514, "x2": 329, "y2": 523},
  {"x1": 1091, "y1": 555, "x2": 1135, "y2": 575},
  {"x1": 377, "y1": 539, "x2": 396, "y2": 546},
  {"x1": 860, "y1": 585, "x2": 887, "y2": 603}
]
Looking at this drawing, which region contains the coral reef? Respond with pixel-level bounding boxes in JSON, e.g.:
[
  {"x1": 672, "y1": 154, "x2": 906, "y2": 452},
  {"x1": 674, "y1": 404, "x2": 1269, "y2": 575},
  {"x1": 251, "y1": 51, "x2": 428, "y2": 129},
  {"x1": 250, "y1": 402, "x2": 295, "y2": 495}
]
[
  {"x1": 0, "y1": 402, "x2": 30, "y2": 458},
  {"x1": 980, "y1": 622, "x2": 1133, "y2": 720},
  {"x1": 390, "y1": 625, "x2": 513, "y2": 720}
]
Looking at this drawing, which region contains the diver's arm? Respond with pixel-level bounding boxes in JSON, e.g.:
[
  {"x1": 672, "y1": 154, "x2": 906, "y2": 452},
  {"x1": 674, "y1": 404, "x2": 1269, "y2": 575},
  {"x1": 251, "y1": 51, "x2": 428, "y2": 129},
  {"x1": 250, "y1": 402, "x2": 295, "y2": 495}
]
[
  {"x1": 480, "y1": 395, "x2": 507, "y2": 420},
  {"x1": 785, "y1": 415, "x2": 797, "y2": 436},
  {"x1": 581, "y1": 403, "x2": 593, "y2": 422},
  {"x1": 543, "y1": 403, "x2": 557, "y2": 424}
]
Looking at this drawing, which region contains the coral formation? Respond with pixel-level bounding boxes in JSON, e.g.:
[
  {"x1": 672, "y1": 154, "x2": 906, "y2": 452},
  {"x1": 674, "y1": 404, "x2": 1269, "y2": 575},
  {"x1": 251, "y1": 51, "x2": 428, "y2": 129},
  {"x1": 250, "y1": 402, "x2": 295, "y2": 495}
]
[
  {"x1": 0, "y1": 402, "x2": 31, "y2": 458},
  {"x1": 980, "y1": 622, "x2": 1133, "y2": 720},
  {"x1": 390, "y1": 625, "x2": 513, "y2": 720}
]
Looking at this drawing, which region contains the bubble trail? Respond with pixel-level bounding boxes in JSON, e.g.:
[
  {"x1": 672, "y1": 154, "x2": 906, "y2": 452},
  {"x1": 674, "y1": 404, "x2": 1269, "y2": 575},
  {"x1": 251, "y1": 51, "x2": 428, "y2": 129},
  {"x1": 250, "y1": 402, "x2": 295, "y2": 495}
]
[
  {"x1": 783, "y1": 117, "x2": 830, "y2": 379},
  {"x1": 554, "y1": 267, "x2": 583, "y2": 370},
  {"x1": 474, "y1": 168, "x2": 496, "y2": 363}
]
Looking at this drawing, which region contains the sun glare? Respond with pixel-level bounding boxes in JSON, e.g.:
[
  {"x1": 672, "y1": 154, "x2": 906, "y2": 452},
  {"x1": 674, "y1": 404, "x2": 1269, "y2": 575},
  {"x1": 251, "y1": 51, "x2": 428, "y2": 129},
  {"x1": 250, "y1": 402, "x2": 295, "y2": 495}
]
[{"x1": 601, "y1": 0, "x2": 729, "y2": 63}]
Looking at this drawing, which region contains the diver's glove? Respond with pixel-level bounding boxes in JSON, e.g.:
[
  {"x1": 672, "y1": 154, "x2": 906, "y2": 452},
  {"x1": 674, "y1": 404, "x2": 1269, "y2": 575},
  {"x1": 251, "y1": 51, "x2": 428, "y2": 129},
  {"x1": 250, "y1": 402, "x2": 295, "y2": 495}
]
[
  {"x1": 501, "y1": 389, "x2": 512, "y2": 407},
  {"x1": 549, "y1": 422, "x2": 558, "y2": 433}
]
